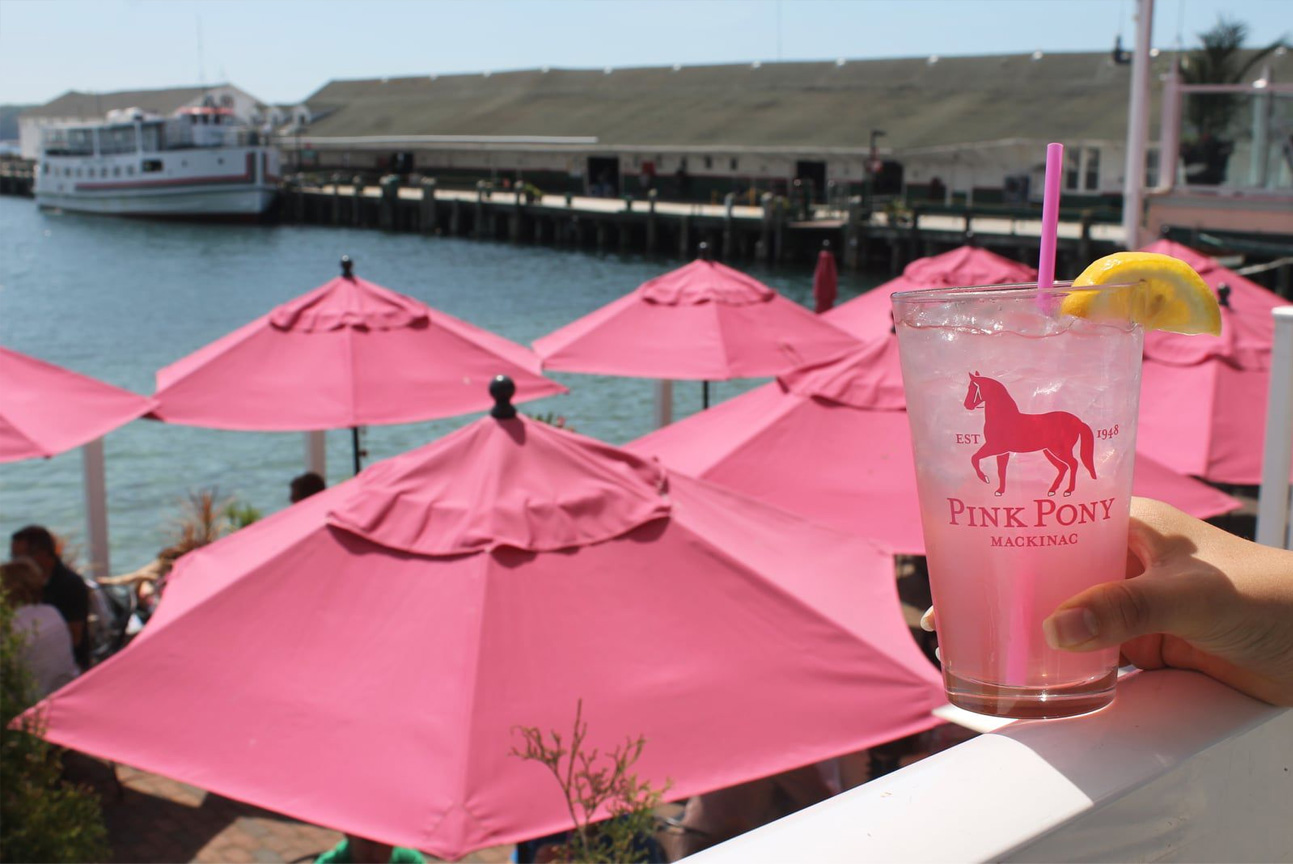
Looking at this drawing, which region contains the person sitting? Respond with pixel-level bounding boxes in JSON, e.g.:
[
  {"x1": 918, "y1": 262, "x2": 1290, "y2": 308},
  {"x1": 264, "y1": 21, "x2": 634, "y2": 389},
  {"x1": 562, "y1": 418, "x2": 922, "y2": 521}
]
[
  {"x1": 291, "y1": 471, "x2": 327, "y2": 504},
  {"x1": 315, "y1": 834, "x2": 424, "y2": 863},
  {"x1": 2, "y1": 558, "x2": 79, "y2": 697},
  {"x1": 9, "y1": 526, "x2": 89, "y2": 669}
]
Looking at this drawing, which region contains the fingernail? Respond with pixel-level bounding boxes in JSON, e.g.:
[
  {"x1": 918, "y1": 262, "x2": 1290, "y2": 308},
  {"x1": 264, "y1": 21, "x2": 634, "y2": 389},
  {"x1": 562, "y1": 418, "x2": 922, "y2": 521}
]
[
  {"x1": 920, "y1": 608, "x2": 935, "y2": 632},
  {"x1": 1043, "y1": 607, "x2": 1099, "y2": 649}
]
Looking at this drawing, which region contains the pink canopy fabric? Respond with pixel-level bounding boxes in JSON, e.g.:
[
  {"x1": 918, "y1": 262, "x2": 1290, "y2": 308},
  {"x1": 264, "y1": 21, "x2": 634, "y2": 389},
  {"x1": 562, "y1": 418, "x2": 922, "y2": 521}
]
[
  {"x1": 629, "y1": 339, "x2": 1240, "y2": 554},
  {"x1": 1136, "y1": 240, "x2": 1291, "y2": 484},
  {"x1": 151, "y1": 268, "x2": 565, "y2": 430},
  {"x1": 28, "y1": 413, "x2": 942, "y2": 858},
  {"x1": 0, "y1": 345, "x2": 155, "y2": 461},
  {"x1": 823, "y1": 246, "x2": 1037, "y2": 340},
  {"x1": 532, "y1": 259, "x2": 861, "y2": 379}
]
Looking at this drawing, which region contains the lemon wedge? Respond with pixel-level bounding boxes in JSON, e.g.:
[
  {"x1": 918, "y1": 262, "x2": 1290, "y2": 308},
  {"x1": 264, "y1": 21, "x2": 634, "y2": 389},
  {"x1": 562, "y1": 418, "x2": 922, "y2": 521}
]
[{"x1": 1060, "y1": 251, "x2": 1222, "y2": 335}]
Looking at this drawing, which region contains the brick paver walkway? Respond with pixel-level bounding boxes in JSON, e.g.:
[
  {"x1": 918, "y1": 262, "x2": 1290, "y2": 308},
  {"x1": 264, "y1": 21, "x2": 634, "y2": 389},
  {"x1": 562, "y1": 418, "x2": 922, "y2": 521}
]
[{"x1": 63, "y1": 754, "x2": 511, "y2": 864}]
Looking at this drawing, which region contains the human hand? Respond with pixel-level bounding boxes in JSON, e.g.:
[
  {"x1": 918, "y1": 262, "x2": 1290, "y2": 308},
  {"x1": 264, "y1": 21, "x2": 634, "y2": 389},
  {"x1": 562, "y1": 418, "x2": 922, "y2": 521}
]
[{"x1": 922, "y1": 498, "x2": 1293, "y2": 706}]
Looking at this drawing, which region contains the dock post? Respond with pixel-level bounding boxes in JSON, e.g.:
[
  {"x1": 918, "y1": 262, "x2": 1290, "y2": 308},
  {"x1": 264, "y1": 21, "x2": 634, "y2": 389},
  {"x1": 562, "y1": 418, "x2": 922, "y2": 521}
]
[
  {"x1": 646, "y1": 190, "x2": 658, "y2": 255},
  {"x1": 379, "y1": 174, "x2": 398, "y2": 231},
  {"x1": 773, "y1": 197, "x2": 786, "y2": 265},
  {"x1": 1078, "y1": 209, "x2": 1093, "y2": 265},
  {"x1": 474, "y1": 182, "x2": 486, "y2": 239},
  {"x1": 679, "y1": 214, "x2": 692, "y2": 258},
  {"x1": 331, "y1": 173, "x2": 343, "y2": 225},
  {"x1": 757, "y1": 193, "x2": 774, "y2": 264},
  {"x1": 619, "y1": 218, "x2": 632, "y2": 254},
  {"x1": 449, "y1": 199, "x2": 462, "y2": 235},
  {"x1": 534, "y1": 215, "x2": 545, "y2": 244},
  {"x1": 722, "y1": 193, "x2": 736, "y2": 260},
  {"x1": 420, "y1": 178, "x2": 437, "y2": 233},
  {"x1": 596, "y1": 221, "x2": 608, "y2": 252},
  {"x1": 844, "y1": 198, "x2": 863, "y2": 270},
  {"x1": 351, "y1": 176, "x2": 364, "y2": 227}
]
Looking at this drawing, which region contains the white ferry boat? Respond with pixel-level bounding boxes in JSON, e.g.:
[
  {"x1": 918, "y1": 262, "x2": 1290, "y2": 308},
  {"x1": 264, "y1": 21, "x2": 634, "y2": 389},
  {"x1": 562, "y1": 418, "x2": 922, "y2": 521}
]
[{"x1": 34, "y1": 106, "x2": 279, "y2": 218}]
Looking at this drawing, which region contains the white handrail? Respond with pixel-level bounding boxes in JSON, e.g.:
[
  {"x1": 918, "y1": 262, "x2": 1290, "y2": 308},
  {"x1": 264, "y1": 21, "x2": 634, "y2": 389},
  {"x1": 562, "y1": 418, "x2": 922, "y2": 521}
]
[
  {"x1": 1257, "y1": 306, "x2": 1293, "y2": 548},
  {"x1": 684, "y1": 670, "x2": 1291, "y2": 863}
]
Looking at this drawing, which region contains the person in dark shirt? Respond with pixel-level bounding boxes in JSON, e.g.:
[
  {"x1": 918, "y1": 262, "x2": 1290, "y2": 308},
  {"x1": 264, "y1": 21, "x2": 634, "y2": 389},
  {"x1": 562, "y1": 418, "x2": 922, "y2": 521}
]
[
  {"x1": 10, "y1": 525, "x2": 90, "y2": 669},
  {"x1": 290, "y1": 471, "x2": 327, "y2": 504}
]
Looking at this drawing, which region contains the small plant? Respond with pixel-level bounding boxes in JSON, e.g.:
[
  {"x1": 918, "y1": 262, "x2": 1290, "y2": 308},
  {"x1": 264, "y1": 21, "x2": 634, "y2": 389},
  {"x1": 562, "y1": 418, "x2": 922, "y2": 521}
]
[
  {"x1": 512, "y1": 700, "x2": 669, "y2": 864},
  {"x1": 223, "y1": 500, "x2": 263, "y2": 530},
  {"x1": 525, "y1": 411, "x2": 575, "y2": 433},
  {"x1": 0, "y1": 589, "x2": 110, "y2": 862}
]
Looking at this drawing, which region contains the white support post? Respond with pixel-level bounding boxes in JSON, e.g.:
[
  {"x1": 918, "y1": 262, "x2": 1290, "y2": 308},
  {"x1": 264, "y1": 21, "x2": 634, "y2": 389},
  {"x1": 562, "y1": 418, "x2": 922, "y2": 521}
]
[
  {"x1": 1158, "y1": 59, "x2": 1182, "y2": 191},
  {"x1": 1122, "y1": 0, "x2": 1154, "y2": 248},
  {"x1": 305, "y1": 430, "x2": 327, "y2": 478},
  {"x1": 653, "y1": 380, "x2": 674, "y2": 428},
  {"x1": 1256, "y1": 307, "x2": 1293, "y2": 549},
  {"x1": 81, "y1": 438, "x2": 109, "y2": 580}
]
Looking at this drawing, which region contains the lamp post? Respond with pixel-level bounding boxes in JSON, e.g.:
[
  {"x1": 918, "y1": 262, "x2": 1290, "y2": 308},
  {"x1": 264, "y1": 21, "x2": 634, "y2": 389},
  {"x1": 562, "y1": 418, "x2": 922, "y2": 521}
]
[{"x1": 866, "y1": 129, "x2": 886, "y2": 208}]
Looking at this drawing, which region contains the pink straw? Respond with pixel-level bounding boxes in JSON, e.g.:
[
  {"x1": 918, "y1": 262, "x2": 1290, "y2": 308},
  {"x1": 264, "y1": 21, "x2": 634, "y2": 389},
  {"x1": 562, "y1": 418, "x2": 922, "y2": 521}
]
[{"x1": 1037, "y1": 142, "x2": 1065, "y2": 291}]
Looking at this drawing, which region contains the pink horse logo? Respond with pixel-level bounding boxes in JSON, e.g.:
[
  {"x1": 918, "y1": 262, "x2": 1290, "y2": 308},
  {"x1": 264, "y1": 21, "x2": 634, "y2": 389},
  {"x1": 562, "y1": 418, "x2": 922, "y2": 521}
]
[{"x1": 963, "y1": 373, "x2": 1096, "y2": 497}]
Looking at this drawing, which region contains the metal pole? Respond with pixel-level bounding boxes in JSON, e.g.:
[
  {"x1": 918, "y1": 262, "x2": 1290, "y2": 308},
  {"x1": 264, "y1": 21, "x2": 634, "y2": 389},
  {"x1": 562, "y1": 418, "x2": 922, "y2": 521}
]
[
  {"x1": 351, "y1": 426, "x2": 363, "y2": 475},
  {"x1": 702, "y1": 381, "x2": 710, "y2": 410},
  {"x1": 1256, "y1": 307, "x2": 1293, "y2": 549},
  {"x1": 653, "y1": 380, "x2": 673, "y2": 428},
  {"x1": 1122, "y1": 0, "x2": 1154, "y2": 249},
  {"x1": 81, "y1": 438, "x2": 110, "y2": 580}
]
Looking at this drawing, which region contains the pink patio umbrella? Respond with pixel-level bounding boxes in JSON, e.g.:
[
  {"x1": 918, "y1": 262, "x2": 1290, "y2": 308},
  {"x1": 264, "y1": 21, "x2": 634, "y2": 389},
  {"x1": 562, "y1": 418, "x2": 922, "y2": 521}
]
[
  {"x1": 823, "y1": 246, "x2": 1037, "y2": 340},
  {"x1": 151, "y1": 257, "x2": 566, "y2": 470},
  {"x1": 27, "y1": 379, "x2": 942, "y2": 859},
  {"x1": 533, "y1": 252, "x2": 860, "y2": 420},
  {"x1": 1, "y1": 345, "x2": 154, "y2": 462},
  {"x1": 629, "y1": 338, "x2": 1240, "y2": 555},
  {"x1": 2, "y1": 345, "x2": 157, "y2": 578},
  {"x1": 1135, "y1": 239, "x2": 1291, "y2": 484}
]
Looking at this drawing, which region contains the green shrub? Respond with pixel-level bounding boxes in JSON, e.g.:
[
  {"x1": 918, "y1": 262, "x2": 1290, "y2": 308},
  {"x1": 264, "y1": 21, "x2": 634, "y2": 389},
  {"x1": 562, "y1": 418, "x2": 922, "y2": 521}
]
[{"x1": 0, "y1": 589, "x2": 110, "y2": 863}]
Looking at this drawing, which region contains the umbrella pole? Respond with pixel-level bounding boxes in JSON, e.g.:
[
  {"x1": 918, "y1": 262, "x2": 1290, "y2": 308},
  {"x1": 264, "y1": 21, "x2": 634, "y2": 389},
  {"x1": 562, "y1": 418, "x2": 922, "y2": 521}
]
[
  {"x1": 351, "y1": 427, "x2": 363, "y2": 475},
  {"x1": 653, "y1": 380, "x2": 673, "y2": 428},
  {"x1": 702, "y1": 380, "x2": 710, "y2": 410},
  {"x1": 305, "y1": 431, "x2": 326, "y2": 478},
  {"x1": 81, "y1": 438, "x2": 110, "y2": 580}
]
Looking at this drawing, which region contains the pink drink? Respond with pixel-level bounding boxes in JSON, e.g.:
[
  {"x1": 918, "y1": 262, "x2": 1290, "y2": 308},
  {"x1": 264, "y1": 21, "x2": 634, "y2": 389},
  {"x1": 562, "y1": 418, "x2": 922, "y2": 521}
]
[{"x1": 893, "y1": 283, "x2": 1142, "y2": 718}]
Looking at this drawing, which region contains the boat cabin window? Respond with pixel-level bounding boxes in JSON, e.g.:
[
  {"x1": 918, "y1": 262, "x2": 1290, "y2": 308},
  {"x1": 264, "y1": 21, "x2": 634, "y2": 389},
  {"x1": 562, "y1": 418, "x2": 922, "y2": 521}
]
[
  {"x1": 140, "y1": 123, "x2": 161, "y2": 153},
  {"x1": 142, "y1": 159, "x2": 163, "y2": 173},
  {"x1": 100, "y1": 125, "x2": 137, "y2": 155},
  {"x1": 44, "y1": 127, "x2": 95, "y2": 157}
]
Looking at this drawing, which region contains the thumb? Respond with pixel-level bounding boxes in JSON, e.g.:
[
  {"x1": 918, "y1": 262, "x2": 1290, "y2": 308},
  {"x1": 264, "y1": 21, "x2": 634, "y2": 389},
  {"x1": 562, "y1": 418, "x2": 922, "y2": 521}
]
[{"x1": 1042, "y1": 570, "x2": 1218, "y2": 652}]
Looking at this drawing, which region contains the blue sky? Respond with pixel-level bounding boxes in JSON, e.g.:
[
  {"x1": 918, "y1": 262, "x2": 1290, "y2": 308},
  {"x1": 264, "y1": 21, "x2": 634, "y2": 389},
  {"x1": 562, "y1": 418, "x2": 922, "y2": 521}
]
[{"x1": 0, "y1": 0, "x2": 1288, "y2": 106}]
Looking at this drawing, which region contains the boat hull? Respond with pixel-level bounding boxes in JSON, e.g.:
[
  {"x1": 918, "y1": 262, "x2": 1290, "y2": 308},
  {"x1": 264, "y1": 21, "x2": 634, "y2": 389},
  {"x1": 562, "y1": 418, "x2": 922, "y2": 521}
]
[{"x1": 37, "y1": 185, "x2": 276, "y2": 217}]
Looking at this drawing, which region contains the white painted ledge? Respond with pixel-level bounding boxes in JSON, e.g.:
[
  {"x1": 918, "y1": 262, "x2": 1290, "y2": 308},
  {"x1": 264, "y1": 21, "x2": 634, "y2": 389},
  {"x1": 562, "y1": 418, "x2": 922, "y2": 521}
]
[{"x1": 685, "y1": 670, "x2": 1292, "y2": 863}]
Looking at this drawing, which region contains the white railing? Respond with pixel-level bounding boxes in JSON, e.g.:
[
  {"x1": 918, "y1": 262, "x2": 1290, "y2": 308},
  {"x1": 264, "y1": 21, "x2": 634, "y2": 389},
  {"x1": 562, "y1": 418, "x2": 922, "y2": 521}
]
[{"x1": 684, "y1": 669, "x2": 1291, "y2": 863}]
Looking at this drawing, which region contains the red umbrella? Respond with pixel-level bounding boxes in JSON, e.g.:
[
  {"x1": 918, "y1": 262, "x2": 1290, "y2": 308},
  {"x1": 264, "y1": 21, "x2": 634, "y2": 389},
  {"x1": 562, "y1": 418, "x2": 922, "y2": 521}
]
[
  {"x1": 152, "y1": 258, "x2": 565, "y2": 468},
  {"x1": 629, "y1": 338, "x2": 1240, "y2": 555},
  {"x1": 27, "y1": 380, "x2": 942, "y2": 859},
  {"x1": 533, "y1": 257, "x2": 860, "y2": 380},
  {"x1": 823, "y1": 247, "x2": 1037, "y2": 340},
  {"x1": 1136, "y1": 240, "x2": 1291, "y2": 484},
  {"x1": 813, "y1": 245, "x2": 839, "y2": 314},
  {"x1": 1, "y1": 345, "x2": 154, "y2": 461}
]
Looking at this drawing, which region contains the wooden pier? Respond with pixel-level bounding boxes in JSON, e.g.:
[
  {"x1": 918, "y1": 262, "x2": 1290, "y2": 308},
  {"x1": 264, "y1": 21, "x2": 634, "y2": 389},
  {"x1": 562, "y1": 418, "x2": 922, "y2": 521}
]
[
  {"x1": 0, "y1": 161, "x2": 34, "y2": 198},
  {"x1": 280, "y1": 176, "x2": 1125, "y2": 273}
]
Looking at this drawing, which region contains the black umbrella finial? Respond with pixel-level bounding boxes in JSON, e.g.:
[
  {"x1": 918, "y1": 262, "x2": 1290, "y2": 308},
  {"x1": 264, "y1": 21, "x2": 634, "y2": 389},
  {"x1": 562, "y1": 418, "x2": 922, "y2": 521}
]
[
  {"x1": 340, "y1": 256, "x2": 354, "y2": 278},
  {"x1": 490, "y1": 375, "x2": 517, "y2": 419},
  {"x1": 1217, "y1": 283, "x2": 1232, "y2": 308},
  {"x1": 697, "y1": 241, "x2": 712, "y2": 261}
]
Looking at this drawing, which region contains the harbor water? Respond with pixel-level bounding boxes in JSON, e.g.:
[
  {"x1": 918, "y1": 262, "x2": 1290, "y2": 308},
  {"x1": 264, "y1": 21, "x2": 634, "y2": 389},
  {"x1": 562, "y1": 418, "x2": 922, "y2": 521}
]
[{"x1": 0, "y1": 196, "x2": 882, "y2": 573}]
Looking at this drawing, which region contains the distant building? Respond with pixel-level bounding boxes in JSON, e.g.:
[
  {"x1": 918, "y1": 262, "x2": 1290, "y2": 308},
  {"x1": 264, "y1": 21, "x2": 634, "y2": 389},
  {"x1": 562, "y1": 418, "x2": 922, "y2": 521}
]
[
  {"x1": 289, "y1": 52, "x2": 1186, "y2": 207},
  {"x1": 18, "y1": 84, "x2": 307, "y2": 159}
]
